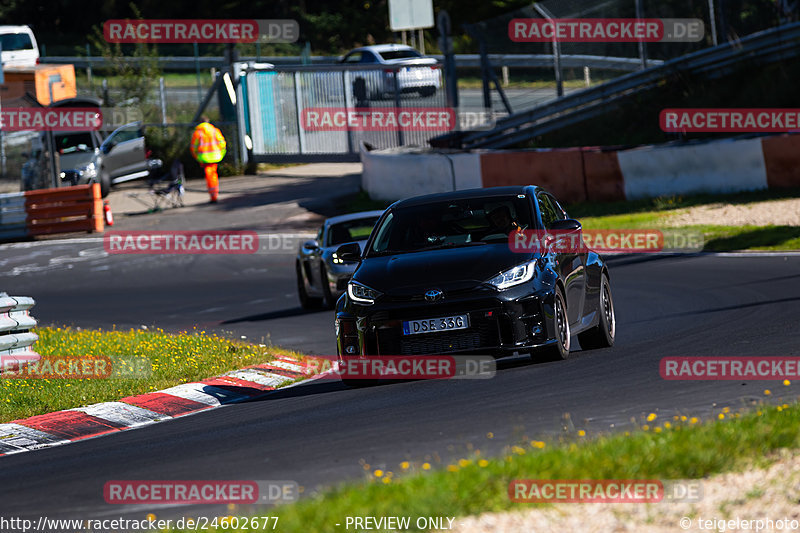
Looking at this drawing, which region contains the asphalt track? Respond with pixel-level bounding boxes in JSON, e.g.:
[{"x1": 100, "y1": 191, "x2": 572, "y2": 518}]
[{"x1": 1, "y1": 240, "x2": 799, "y2": 522}]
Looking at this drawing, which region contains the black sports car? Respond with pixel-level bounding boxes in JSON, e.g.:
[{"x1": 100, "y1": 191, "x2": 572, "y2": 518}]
[
  {"x1": 333, "y1": 186, "x2": 615, "y2": 371},
  {"x1": 296, "y1": 210, "x2": 384, "y2": 309}
]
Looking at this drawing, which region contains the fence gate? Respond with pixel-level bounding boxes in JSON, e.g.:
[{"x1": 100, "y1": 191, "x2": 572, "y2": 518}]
[{"x1": 237, "y1": 63, "x2": 448, "y2": 163}]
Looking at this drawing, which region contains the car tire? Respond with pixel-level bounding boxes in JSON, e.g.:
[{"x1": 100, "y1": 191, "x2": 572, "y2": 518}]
[
  {"x1": 539, "y1": 286, "x2": 571, "y2": 361},
  {"x1": 296, "y1": 260, "x2": 322, "y2": 310},
  {"x1": 320, "y1": 264, "x2": 336, "y2": 310},
  {"x1": 99, "y1": 171, "x2": 111, "y2": 198},
  {"x1": 578, "y1": 273, "x2": 616, "y2": 350}
]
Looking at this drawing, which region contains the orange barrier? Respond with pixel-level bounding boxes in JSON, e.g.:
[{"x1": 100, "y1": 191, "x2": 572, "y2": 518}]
[
  {"x1": 24, "y1": 183, "x2": 104, "y2": 236},
  {"x1": 480, "y1": 149, "x2": 587, "y2": 203},
  {"x1": 582, "y1": 149, "x2": 626, "y2": 202},
  {"x1": 761, "y1": 134, "x2": 800, "y2": 189}
]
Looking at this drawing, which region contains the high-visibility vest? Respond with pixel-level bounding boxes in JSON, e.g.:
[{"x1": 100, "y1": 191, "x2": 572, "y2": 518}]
[{"x1": 190, "y1": 122, "x2": 226, "y2": 164}]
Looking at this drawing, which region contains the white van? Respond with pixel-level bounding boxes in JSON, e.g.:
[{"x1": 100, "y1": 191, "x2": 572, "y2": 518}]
[{"x1": 0, "y1": 25, "x2": 39, "y2": 68}]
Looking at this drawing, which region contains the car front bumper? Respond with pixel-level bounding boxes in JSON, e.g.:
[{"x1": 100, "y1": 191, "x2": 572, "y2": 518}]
[{"x1": 336, "y1": 284, "x2": 559, "y2": 357}]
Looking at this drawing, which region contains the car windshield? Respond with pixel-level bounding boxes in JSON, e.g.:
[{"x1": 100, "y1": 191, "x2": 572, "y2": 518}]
[
  {"x1": 369, "y1": 196, "x2": 533, "y2": 256},
  {"x1": 378, "y1": 49, "x2": 421, "y2": 61},
  {"x1": 55, "y1": 133, "x2": 94, "y2": 154},
  {"x1": 327, "y1": 217, "x2": 380, "y2": 246}
]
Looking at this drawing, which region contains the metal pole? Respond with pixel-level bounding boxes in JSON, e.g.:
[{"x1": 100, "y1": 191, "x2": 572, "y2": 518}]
[
  {"x1": 401, "y1": 31, "x2": 407, "y2": 45},
  {"x1": 85, "y1": 43, "x2": 93, "y2": 89},
  {"x1": 418, "y1": 29, "x2": 425, "y2": 54},
  {"x1": 159, "y1": 77, "x2": 167, "y2": 128},
  {"x1": 194, "y1": 42, "x2": 202, "y2": 104},
  {"x1": 533, "y1": 4, "x2": 563, "y2": 97},
  {"x1": 635, "y1": 0, "x2": 648, "y2": 69},
  {"x1": 708, "y1": 0, "x2": 719, "y2": 46}
]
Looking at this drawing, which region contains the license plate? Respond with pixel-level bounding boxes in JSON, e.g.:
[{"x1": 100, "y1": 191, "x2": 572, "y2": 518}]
[{"x1": 403, "y1": 315, "x2": 470, "y2": 335}]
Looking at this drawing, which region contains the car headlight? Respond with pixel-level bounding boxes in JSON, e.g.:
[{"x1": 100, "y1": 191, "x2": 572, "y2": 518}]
[
  {"x1": 77, "y1": 161, "x2": 97, "y2": 178},
  {"x1": 487, "y1": 261, "x2": 536, "y2": 290},
  {"x1": 347, "y1": 281, "x2": 382, "y2": 305}
]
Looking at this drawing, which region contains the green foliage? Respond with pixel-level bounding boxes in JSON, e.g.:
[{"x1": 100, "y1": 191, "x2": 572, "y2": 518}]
[{"x1": 86, "y1": 3, "x2": 162, "y2": 117}]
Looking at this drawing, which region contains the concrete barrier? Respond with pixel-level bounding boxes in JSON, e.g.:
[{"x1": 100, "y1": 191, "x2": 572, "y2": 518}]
[
  {"x1": 360, "y1": 142, "x2": 481, "y2": 202},
  {"x1": 360, "y1": 133, "x2": 798, "y2": 205},
  {"x1": 581, "y1": 149, "x2": 626, "y2": 202},
  {"x1": 480, "y1": 149, "x2": 587, "y2": 203},
  {"x1": 761, "y1": 134, "x2": 800, "y2": 189},
  {"x1": 618, "y1": 138, "x2": 768, "y2": 200}
]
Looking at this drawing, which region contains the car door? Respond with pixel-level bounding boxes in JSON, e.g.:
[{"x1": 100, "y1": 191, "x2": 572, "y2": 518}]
[
  {"x1": 538, "y1": 192, "x2": 586, "y2": 325},
  {"x1": 100, "y1": 123, "x2": 146, "y2": 182}
]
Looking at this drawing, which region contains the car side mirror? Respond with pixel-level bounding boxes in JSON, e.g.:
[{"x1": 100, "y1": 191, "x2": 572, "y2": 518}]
[
  {"x1": 335, "y1": 242, "x2": 361, "y2": 262},
  {"x1": 302, "y1": 240, "x2": 319, "y2": 251},
  {"x1": 549, "y1": 218, "x2": 582, "y2": 233}
]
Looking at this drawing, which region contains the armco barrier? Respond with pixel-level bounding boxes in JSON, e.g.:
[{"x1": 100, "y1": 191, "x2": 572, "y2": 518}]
[
  {"x1": 0, "y1": 184, "x2": 103, "y2": 241},
  {"x1": 0, "y1": 294, "x2": 40, "y2": 373}
]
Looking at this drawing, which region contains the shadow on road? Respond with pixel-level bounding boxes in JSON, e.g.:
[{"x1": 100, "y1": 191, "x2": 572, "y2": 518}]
[{"x1": 221, "y1": 306, "x2": 332, "y2": 324}]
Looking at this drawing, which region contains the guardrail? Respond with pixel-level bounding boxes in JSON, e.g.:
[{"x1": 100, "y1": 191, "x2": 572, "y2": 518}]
[
  {"x1": 431, "y1": 22, "x2": 800, "y2": 150},
  {"x1": 0, "y1": 183, "x2": 104, "y2": 242},
  {"x1": 43, "y1": 54, "x2": 658, "y2": 72},
  {"x1": 0, "y1": 294, "x2": 39, "y2": 374}
]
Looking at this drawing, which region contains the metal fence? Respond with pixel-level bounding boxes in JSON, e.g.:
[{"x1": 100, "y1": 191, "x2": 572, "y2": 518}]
[
  {"x1": 239, "y1": 63, "x2": 448, "y2": 163},
  {"x1": 0, "y1": 294, "x2": 39, "y2": 374}
]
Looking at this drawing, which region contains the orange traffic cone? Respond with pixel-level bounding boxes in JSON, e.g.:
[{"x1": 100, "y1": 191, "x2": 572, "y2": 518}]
[{"x1": 103, "y1": 201, "x2": 114, "y2": 226}]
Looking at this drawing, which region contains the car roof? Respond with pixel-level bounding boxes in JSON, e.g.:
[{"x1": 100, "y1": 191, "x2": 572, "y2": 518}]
[
  {"x1": 390, "y1": 186, "x2": 539, "y2": 209},
  {"x1": 324, "y1": 210, "x2": 385, "y2": 226},
  {"x1": 349, "y1": 44, "x2": 417, "y2": 54},
  {"x1": 0, "y1": 25, "x2": 34, "y2": 33}
]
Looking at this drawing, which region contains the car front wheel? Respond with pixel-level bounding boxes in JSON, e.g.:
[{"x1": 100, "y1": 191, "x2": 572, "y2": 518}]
[
  {"x1": 539, "y1": 286, "x2": 571, "y2": 361},
  {"x1": 578, "y1": 273, "x2": 616, "y2": 350},
  {"x1": 296, "y1": 260, "x2": 322, "y2": 309}
]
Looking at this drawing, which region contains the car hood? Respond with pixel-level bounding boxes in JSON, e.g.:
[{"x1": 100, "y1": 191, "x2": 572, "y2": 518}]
[
  {"x1": 59, "y1": 151, "x2": 96, "y2": 171},
  {"x1": 355, "y1": 244, "x2": 537, "y2": 296}
]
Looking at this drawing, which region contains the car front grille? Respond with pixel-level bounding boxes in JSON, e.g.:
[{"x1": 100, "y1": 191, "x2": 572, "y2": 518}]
[{"x1": 375, "y1": 319, "x2": 499, "y2": 356}]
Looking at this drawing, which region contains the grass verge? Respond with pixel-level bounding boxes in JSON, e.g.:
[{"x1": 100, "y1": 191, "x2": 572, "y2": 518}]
[
  {"x1": 566, "y1": 189, "x2": 800, "y2": 252},
  {"x1": 0, "y1": 327, "x2": 300, "y2": 423},
  {"x1": 204, "y1": 400, "x2": 799, "y2": 532}
]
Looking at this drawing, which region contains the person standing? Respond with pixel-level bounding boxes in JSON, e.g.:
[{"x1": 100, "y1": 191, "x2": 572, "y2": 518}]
[{"x1": 190, "y1": 117, "x2": 226, "y2": 203}]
